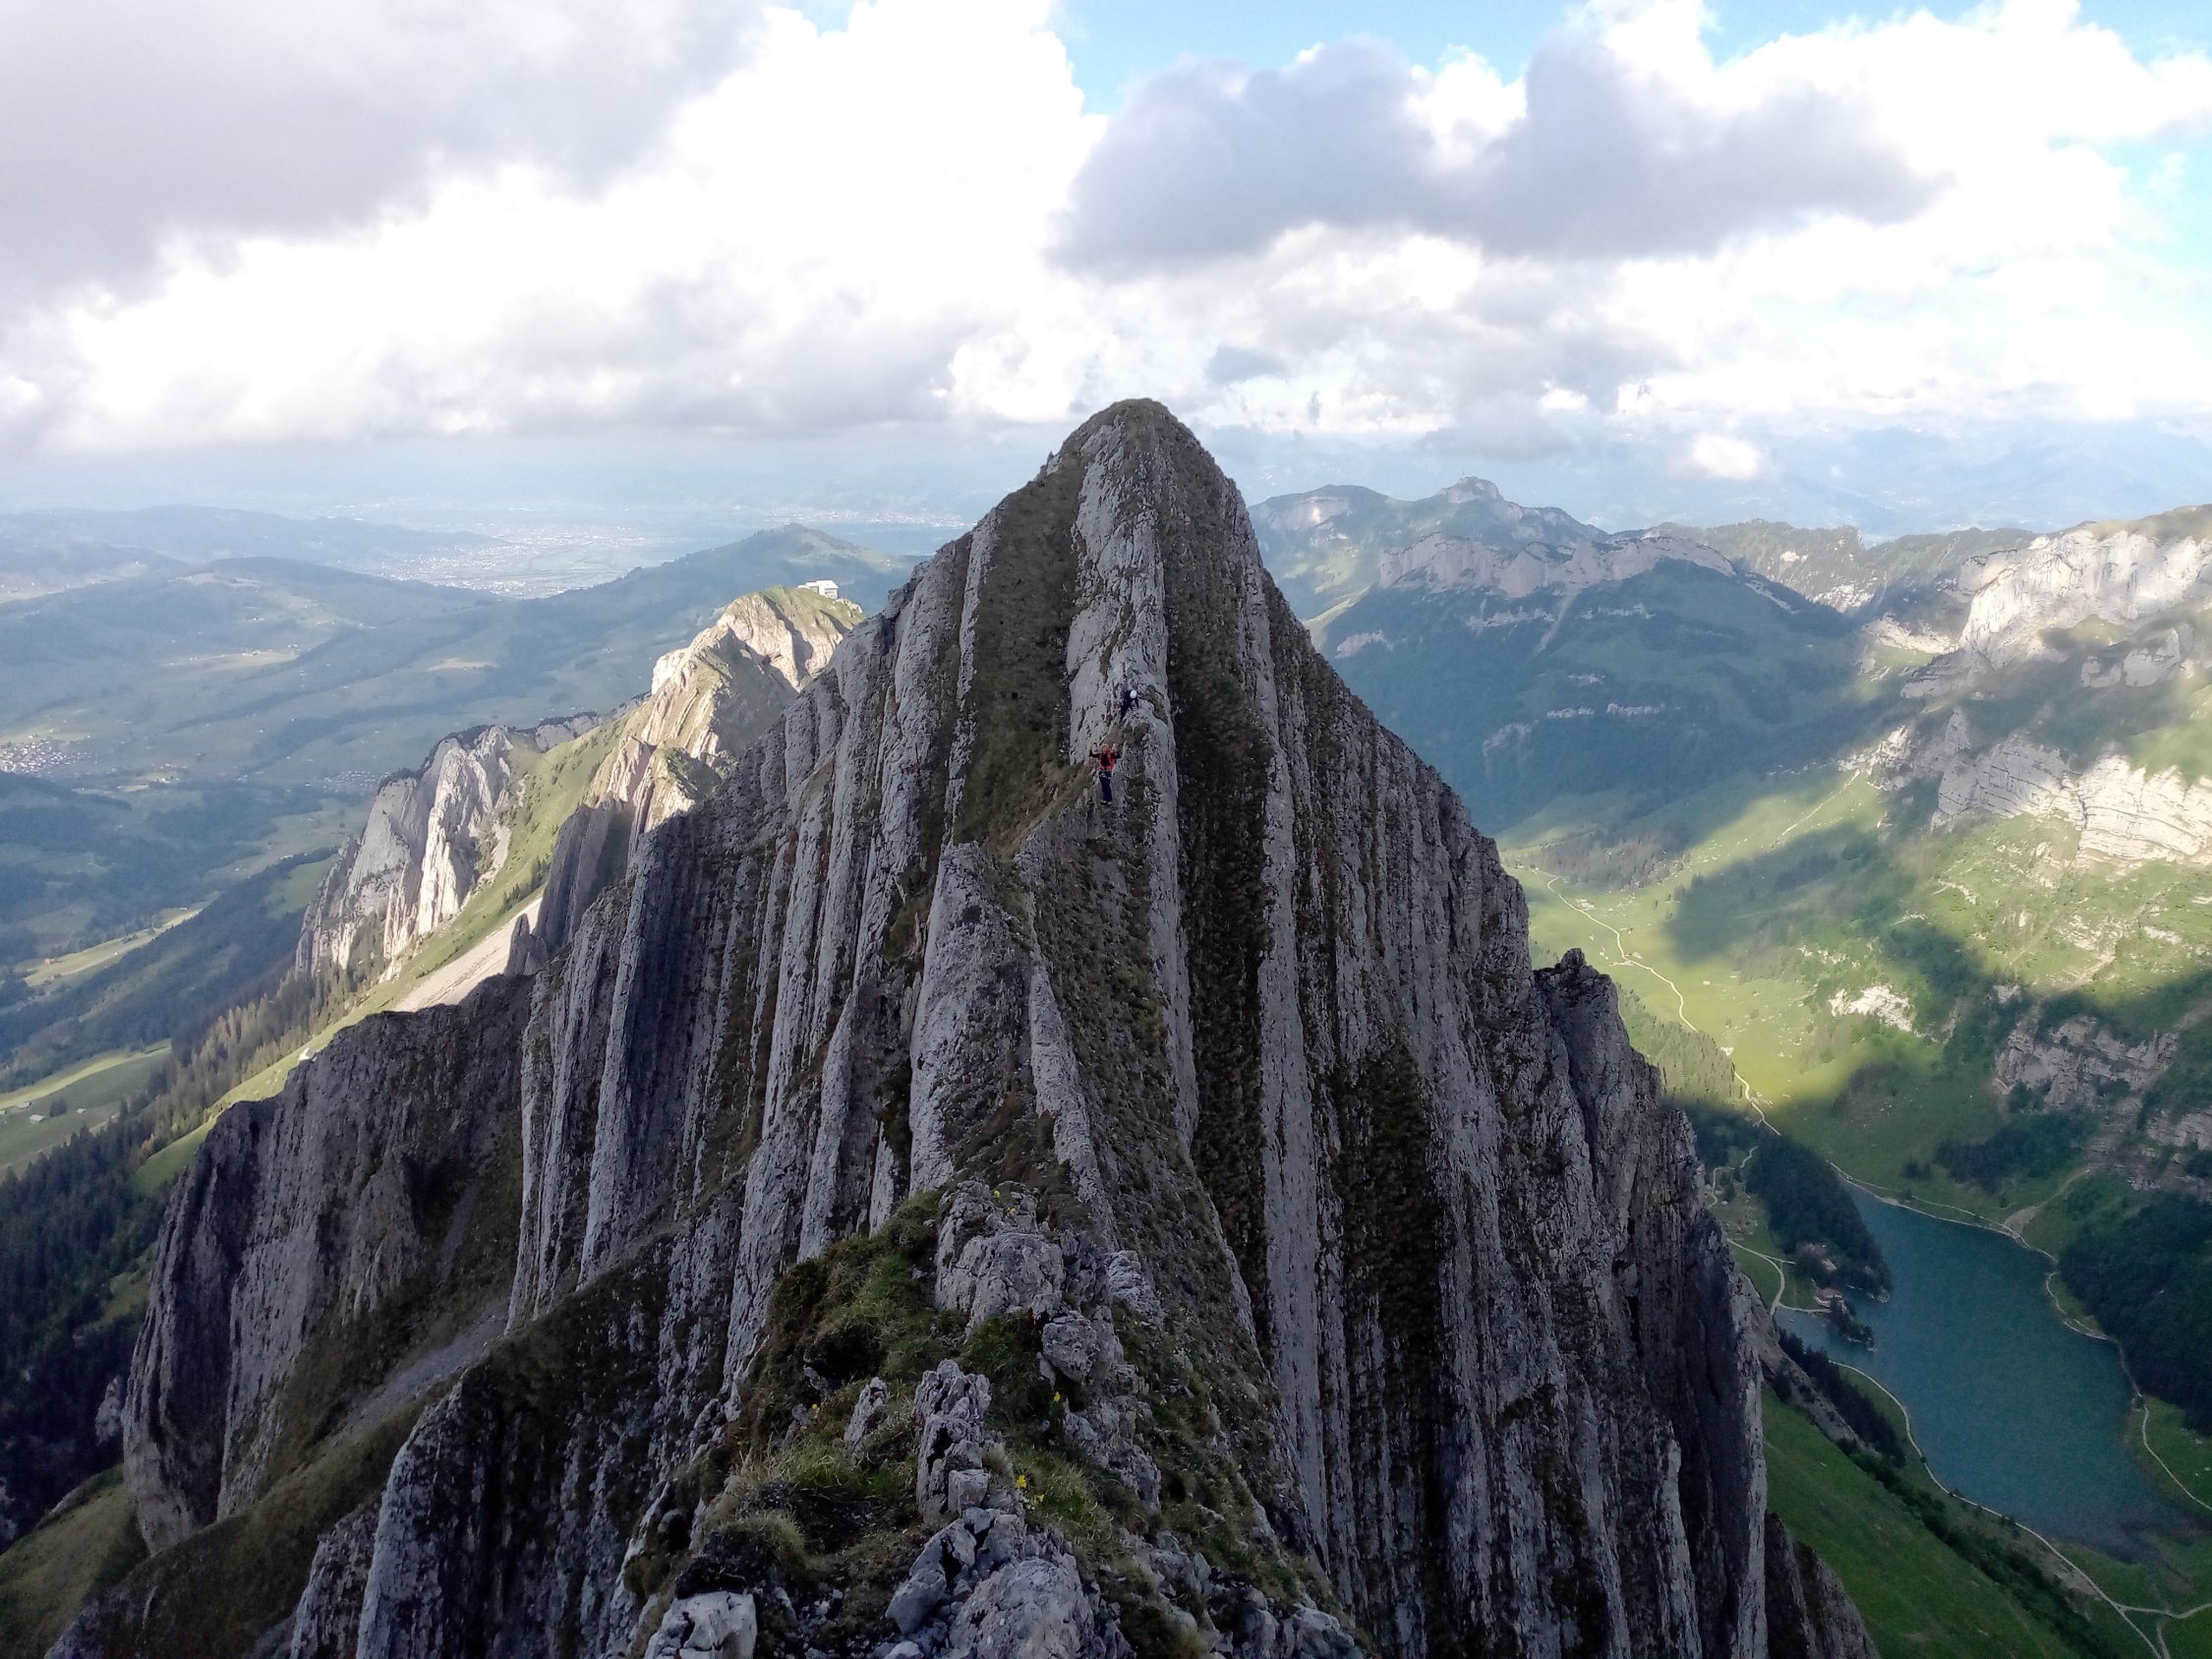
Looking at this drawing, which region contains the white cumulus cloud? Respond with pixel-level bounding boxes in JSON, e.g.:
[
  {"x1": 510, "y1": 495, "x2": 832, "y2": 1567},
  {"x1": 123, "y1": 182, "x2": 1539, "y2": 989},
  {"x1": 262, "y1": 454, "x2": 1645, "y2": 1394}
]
[
  {"x1": 1683, "y1": 433, "x2": 1767, "y2": 480},
  {"x1": 0, "y1": 0, "x2": 2208, "y2": 531}
]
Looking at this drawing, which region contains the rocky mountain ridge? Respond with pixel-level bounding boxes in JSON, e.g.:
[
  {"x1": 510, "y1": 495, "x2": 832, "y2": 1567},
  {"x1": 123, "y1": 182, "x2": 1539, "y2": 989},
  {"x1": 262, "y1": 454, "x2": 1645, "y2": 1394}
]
[
  {"x1": 1852, "y1": 508, "x2": 2212, "y2": 705},
  {"x1": 529, "y1": 583, "x2": 860, "y2": 958},
  {"x1": 1831, "y1": 511, "x2": 2212, "y2": 883},
  {"x1": 295, "y1": 715, "x2": 607, "y2": 980},
  {"x1": 1260, "y1": 472, "x2": 2212, "y2": 1146},
  {"x1": 1948, "y1": 509, "x2": 2212, "y2": 668},
  {"x1": 1376, "y1": 527, "x2": 1743, "y2": 602},
  {"x1": 1252, "y1": 481, "x2": 2036, "y2": 632},
  {"x1": 1250, "y1": 475, "x2": 1606, "y2": 620},
  {"x1": 298, "y1": 585, "x2": 861, "y2": 985},
  {"x1": 59, "y1": 403, "x2": 1866, "y2": 1658},
  {"x1": 1648, "y1": 520, "x2": 2034, "y2": 618},
  {"x1": 0, "y1": 525, "x2": 186, "y2": 605},
  {"x1": 1313, "y1": 528, "x2": 1859, "y2": 830}
]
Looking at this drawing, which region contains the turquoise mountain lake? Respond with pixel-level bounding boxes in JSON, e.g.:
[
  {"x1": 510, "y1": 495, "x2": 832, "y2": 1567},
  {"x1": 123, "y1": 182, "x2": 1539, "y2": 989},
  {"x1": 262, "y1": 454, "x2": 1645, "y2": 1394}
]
[{"x1": 1779, "y1": 1187, "x2": 2193, "y2": 1560}]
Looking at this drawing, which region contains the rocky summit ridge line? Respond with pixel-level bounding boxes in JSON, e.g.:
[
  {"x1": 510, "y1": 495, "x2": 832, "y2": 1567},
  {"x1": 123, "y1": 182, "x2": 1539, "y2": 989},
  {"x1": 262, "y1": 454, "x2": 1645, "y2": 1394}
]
[{"x1": 70, "y1": 402, "x2": 1868, "y2": 1659}]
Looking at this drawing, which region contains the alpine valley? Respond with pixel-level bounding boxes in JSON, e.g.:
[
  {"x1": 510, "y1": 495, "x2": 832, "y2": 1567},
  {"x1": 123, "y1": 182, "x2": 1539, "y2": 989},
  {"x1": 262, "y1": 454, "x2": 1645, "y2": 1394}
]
[{"x1": 1259, "y1": 473, "x2": 2212, "y2": 1653}]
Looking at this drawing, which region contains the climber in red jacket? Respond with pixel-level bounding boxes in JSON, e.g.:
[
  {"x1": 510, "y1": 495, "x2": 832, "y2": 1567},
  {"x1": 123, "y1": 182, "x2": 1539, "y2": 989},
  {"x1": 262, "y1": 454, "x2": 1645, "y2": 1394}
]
[{"x1": 1092, "y1": 742, "x2": 1119, "y2": 803}]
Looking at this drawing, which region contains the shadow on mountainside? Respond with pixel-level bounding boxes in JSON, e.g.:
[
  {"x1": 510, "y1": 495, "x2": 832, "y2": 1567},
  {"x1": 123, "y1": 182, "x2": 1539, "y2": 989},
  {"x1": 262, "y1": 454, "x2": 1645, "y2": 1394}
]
[{"x1": 1328, "y1": 558, "x2": 1899, "y2": 833}]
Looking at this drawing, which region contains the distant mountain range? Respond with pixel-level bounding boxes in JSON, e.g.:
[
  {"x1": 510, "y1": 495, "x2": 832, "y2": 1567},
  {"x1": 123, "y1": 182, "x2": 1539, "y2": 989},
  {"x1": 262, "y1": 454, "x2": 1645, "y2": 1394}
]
[
  {"x1": 1645, "y1": 519, "x2": 2035, "y2": 618},
  {"x1": 1250, "y1": 472, "x2": 2043, "y2": 624},
  {"x1": 1310, "y1": 521, "x2": 1866, "y2": 828},
  {"x1": 0, "y1": 506, "x2": 496, "y2": 604},
  {"x1": 0, "y1": 503, "x2": 924, "y2": 603},
  {"x1": 2, "y1": 504, "x2": 498, "y2": 566},
  {"x1": 1249, "y1": 475, "x2": 1601, "y2": 622},
  {"x1": 1252, "y1": 470, "x2": 2212, "y2": 1573},
  {"x1": 0, "y1": 522, "x2": 906, "y2": 787},
  {"x1": 0, "y1": 522, "x2": 907, "y2": 968}
]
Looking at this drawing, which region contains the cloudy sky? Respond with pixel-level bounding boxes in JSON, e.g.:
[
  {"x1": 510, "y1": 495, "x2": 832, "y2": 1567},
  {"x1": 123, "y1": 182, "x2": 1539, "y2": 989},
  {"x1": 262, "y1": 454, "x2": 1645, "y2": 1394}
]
[{"x1": 1, "y1": 0, "x2": 2209, "y2": 534}]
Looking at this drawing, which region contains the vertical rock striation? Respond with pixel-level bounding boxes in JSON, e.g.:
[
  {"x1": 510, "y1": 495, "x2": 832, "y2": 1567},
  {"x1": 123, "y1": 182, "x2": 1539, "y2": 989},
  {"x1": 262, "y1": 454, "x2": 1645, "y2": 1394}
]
[
  {"x1": 297, "y1": 721, "x2": 603, "y2": 980},
  {"x1": 531, "y1": 584, "x2": 863, "y2": 953},
  {"x1": 122, "y1": 978, "x2": 531, "y2": 1552},
  {"x1": 87, "y1": 403, "x2": 1864, "y2": 1659},
  {"x1": 299, "y1": 586, "x2": 860, "y2": 985}
]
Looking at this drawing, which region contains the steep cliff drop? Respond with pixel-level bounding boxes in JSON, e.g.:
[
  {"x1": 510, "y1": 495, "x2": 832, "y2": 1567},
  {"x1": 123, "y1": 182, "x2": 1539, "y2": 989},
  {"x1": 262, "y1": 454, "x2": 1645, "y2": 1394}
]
[
  {"x1": 66, "y1": 403, "x2": 1869, "y2": 1659},
  {"x1": 530, "y1": 584, "x2": 864, "y2": 959},
  {"x1": 295, "y1": 717, "x2": 606, "y2": 981}
]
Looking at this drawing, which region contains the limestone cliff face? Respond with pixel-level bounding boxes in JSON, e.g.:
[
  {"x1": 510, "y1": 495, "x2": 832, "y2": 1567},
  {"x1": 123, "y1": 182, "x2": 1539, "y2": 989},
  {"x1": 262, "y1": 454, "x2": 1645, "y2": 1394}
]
[
  {"x1": 1953, "y1": 515, "x2": 2212, "y2": 666},
  {"x1": 530, "y1": 584, "x2": 862, "y2": 955},
  {"x1": 1936, "y1": 734, "x2": 2212, "y2": 864},
  {"x1": 86, "y1": 404, "x2": 1862, "y2": 1659},
  {"x1": 121, "y1": 978, "x2": 530, "y2": 1554},
  {"x1": 1993, "y1": 1010, "x2": 2179, "y2": 1118},
  {"x1": 300, "y1": 587, "x2": 859, "y2": 984},
  {"x1": 1858, "y1": 706, "x2": 2212, "y2": 868},
  {"x1": 296, "y1": 718, "x2": 603, "y2": 980}
]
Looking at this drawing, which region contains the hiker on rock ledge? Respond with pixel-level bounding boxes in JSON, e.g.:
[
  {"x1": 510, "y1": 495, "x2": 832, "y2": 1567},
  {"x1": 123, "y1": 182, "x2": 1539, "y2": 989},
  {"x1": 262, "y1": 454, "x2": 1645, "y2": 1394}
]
[{"x1": 1091, "y1": 742, "x2": 1119, "y2": 803}]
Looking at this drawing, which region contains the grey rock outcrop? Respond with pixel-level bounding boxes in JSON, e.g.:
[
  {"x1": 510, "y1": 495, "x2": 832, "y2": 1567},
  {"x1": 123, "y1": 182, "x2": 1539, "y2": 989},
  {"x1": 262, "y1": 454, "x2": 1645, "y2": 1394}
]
[
  {"x1": 942, "y1": 1556, "x2": 1126, "y2": 1659},
  {"x1": 913, "y1": 1361, "x2": 996, "y2": 1527},
  {"x1": 643, "y1": 1590, "x2": 757, "y2": 1658},
  {"x1": 1953, "y1": 517, "x2": 2212, "y2": 666},
  {"x1": 844, "y1": 1375, "x2": 892, "y2": 1453},
  {"x1": 2080, "y1": 623, "x2": 2192, "y2": 688},
  {"x1": 86, "y1": 402, "x2": 1862, "y2": 1659},
  {"x1": 297, "y1": 725, "x2": 562, "y2": 979},
  {"x1": 91, "y1": 1378, "x2": 124, "y2": 1450},
  {"x1": 1760, "y1": 1513, "x2": 1877, "y2": 1659},
  {"x1": 122, "y1": 977, "x2": 529, "y2": 1550},
  {"x1": 885, "y1": 1345, "x2": 1165, "y2": 1659},
  {"x1": 287, "y1": 1505, "x2": 382, "y2": 1659},
  {"x1": 1995, "y1": 1009, "x2": 2180, "y2": 1116},
  {"x1": 533, "y1": 584, "x2": 861, "y2": 952}
]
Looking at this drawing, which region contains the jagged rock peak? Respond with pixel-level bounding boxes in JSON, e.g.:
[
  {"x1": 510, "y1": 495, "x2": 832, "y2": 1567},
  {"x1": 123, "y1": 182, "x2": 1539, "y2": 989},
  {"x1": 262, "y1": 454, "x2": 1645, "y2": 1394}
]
[
  {"x1": 90, "y1": 401, "x2": 1866, "y2": 1659},
  {"x1": 650, "y1": 582, "x2": 860, "y2": 699},
  {"x1": 299, "y1": 583, "x2": 862, "y2": 988},
  {"x1": 531, "y1": 582, "x2": 862, "y2": 953},
  {"x1": 294, "y1": 717, "x2": 604, "y2": 981},
  {"x1": 1441, "y1": 475, "x2": 1505, "y2": 503}
]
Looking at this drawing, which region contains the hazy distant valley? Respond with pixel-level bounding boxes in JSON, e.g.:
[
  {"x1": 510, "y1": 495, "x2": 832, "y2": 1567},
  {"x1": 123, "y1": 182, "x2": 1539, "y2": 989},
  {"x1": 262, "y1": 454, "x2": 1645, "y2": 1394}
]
[{"x1": 0, "y1": 514, "x2": 909, "y2": 955}]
